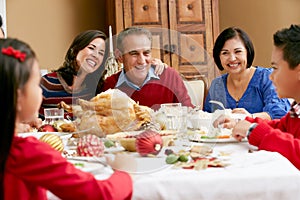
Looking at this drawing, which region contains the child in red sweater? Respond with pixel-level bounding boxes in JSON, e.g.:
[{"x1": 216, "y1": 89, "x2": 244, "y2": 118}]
[
  {"x1": 226, "y1": 24, "x2": 300, "y2": 169},
  {"x1": 0, "y1": 38, "x2": 132, "y2": 200}
]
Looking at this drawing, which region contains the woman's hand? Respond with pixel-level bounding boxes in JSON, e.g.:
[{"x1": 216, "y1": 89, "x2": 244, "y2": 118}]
[
  {"x1": 232, "y1": 108, "x2": 251, "y2": 117},
  {"x1": 151, "y1": 58, "x2": 168, "y2": 75}
]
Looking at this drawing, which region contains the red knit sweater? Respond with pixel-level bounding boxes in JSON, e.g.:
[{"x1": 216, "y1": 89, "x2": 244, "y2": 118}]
[
  {"x1": 5, "y1": 136, "x2": 132, "y2": 200},
  {"x1": 102, "y1": 67, "x2": 193, "y2": 110},
  {"x1": 246, "y1": 114, "x2": 300, "y2": 169}
]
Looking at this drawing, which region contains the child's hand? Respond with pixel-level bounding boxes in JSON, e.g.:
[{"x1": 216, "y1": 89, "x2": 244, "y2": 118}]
[
  {"x1": 16, "y1": 123, "x2": 32, "y2": 133},
  {"x1": 29, "y1": 117, "x2": 43, "y2": 128},
  {"x1": 213, "y1": 114, "x2": 237, "y2": 129},
  {"x1": 232, "y1": 120, "x2": 252, "y2": 142},
  {"x1": 16, "y1": 117, "x2": 42, "y2": 133}
]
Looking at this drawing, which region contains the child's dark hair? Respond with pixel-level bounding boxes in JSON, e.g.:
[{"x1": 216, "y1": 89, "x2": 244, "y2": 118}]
[
  {"x1": 273, "y1": 24, "x2": 300, "y2": 69},
  {"x1": 0, "y1": 38, "x2": 36, "y2": 199}
]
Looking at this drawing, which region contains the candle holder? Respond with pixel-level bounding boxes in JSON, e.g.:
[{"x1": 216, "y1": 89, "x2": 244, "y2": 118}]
[{"x1": 104, "y1": 25, "x2": 121, "y2": 79}]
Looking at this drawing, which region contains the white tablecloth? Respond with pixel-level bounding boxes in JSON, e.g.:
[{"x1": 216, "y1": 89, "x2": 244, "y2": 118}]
[
  {"x1": 131, "y1": 142, "x2": 300, "y2": 200},
  {"x1": 47, "y1": 138, "x2": 300, "y2": 200}
]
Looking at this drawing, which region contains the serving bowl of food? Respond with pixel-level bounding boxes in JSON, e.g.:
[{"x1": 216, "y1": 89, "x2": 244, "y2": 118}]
[
  {"x1": 112, "y1": 130, "x2": 176, "y2": 153},
  {"x1": 189, "y1": 110, "x2": 213, "y2": 130}
]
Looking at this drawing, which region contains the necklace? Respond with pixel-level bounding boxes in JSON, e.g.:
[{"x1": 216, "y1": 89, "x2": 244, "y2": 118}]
[
  {"x1": 236, "y1": 99, "x2": 239, "y2": 108},
  {"x1": 228, "y1": 68, "x2": 254, "y2": 107},
  {"x1": 228, "y1": 78, "x2": 246, "y2": 107}
]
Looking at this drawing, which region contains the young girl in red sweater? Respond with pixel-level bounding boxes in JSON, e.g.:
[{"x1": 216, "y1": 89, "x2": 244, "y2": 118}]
[{"x1": 0, "y1": 38, "x2": 132, "y2": 200}]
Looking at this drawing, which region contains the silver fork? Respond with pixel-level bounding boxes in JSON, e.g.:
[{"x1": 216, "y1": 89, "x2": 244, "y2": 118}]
[
  {"x1": 209, "y1": 100, "x2": 226, "y2": 110},
  {"x1": 208, "y1": 100, "x2": 227, "y2": 149}
]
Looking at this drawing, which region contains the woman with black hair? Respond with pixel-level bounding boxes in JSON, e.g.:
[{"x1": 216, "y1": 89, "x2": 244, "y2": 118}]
[
  {"x1": 40, "y1": 30, "x2": 108, "y2": 118},
  {"x1": 204, "y1": 27, "x2": 290, "y2": 120}
]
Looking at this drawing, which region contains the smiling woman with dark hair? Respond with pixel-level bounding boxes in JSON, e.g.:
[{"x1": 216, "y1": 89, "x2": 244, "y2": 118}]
[
  {"x1": 204, "y1": 27, "x2": 290, "y2": 120},
  {"x1": 40, "y1": 30, "x2": 109, "y2": 118}
]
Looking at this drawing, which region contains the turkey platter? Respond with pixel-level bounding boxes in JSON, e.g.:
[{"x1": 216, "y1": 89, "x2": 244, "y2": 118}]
[{"x1": 59, "y1": 89, "x2": 152, "y2": 137}]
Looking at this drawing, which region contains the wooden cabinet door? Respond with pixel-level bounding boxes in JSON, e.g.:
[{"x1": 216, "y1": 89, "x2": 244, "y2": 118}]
[
  {"x1": 170, "y1": 0, "x2": 217, "y2": 83},
  {"x1": 107, "y1": 0, "x2": 219, "y2": 84},
  {"x1": 122, "y1": 0, "x2": 170, "y2": 65}
]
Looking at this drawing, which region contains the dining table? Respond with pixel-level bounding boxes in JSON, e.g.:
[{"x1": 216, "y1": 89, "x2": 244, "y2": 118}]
[
  {"x1": 129, "y1": 141, "x2": 300, "y2": 200},
  {"x1": 38, "y1": 131, "x2": 300, "y2": 200}
]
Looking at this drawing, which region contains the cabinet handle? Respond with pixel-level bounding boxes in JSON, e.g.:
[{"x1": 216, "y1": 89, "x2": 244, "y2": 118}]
[
  {"x1": 170, "y1": 44, "x2": 176, "y2": 54},
  {"x1": 143, "y1": 5, "x2": 149, "y2": 11},
  {"x1": 164, "y1": 44, "x2": 169, "y2": 54},
  {"x1": 164, "y1": 44, "x2": 177, "y2": 54},
  {"x1": 187, "y1": 4, "x2": 193, "y2": 10},
  {"x1": 189, "y1": 45, "x2": 196, "y2": 51}
]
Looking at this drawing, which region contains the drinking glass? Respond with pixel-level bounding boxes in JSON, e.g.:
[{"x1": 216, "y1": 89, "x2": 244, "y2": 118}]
[
  {"x1": 177, "y1": 106, "x2": 188, "y2": 141},
  {"x1": 44, "y1": 108, "x2": 64, "y2": 124},
  {"x1": 160, "y1": 103, "x2": 182, "y2": 131}
]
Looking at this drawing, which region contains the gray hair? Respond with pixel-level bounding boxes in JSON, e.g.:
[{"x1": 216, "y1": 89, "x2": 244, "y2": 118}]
[{"x1": 116, "y1": 26, "x2": 152, "y2": 53}]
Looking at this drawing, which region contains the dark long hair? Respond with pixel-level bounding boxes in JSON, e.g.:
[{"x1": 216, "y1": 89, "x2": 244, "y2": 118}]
[
  {"x1": 56, "y1": 30, "x2": 108, "y2": 95},
  {"x1": 0, "y1": 38, "x2": 36, "y2": 199},
  {"x1": 213, "y1": 27, "x2": 255, "y2": 71}
]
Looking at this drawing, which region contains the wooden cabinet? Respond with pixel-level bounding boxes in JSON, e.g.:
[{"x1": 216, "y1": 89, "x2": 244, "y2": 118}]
[{"x1": 106, "y1": 0, "x2": 220, "y2": 85}]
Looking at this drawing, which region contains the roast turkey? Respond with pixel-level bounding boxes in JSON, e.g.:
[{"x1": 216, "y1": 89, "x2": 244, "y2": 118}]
[{"x1": 59, "y1": 89, "x2": 152, "y2": 137}]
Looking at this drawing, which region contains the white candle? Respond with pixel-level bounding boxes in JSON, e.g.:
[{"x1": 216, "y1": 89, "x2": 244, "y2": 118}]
[{"x1": 109, "y1": 25, "x2": 113, "y2": 53}]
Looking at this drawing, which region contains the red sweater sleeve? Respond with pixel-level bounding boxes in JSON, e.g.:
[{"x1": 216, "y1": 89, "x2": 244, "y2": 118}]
[
  {"x1": 246, "y1": 115, "x2": 300, "y2": 169},
  {"x1": 6, "y1": 136, "x2": 132, "y2": 200}
]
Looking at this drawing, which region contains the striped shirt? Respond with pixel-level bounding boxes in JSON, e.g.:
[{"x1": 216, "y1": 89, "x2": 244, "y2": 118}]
[{"x1": 40, "y1": 72, "x2": 95, "y2": 119}]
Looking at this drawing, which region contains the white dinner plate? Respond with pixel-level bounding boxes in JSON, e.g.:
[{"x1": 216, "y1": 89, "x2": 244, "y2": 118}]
[
  {"x1": 104, "y1": 146, "x2": 125, "y2": 153},
  {"x1": 68, "y1": 159, "x2": 105, "y2": 174},
  {"x1": 189, "y1": 136, "x2": 247, "y2": 143},
  {"x1": 18, "y1": 132, "x2": 71, "y2": 148},
  {"x1": 18, "y1": 132, "x2": 71, "y2": 139},
  {"x1": 68, "y1": 156, "x2": 114, "y2": 180},
  {"x1": 106, "y1": 152, "x2": 171, "y2": 175}
]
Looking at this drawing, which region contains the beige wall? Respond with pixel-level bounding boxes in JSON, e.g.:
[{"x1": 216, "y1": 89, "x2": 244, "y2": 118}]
[
  {"x1": 6, "y1": 0, "x2": 300, "y2": 70},
  {"x1": 6, "y1": 0, "x2": 107, "y2": 70},
  {"x1": 219, "y1": 0, "x2": 300, "y2": 67}
]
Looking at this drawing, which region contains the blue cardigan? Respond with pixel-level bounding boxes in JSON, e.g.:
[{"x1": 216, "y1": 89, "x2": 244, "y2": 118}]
[{"x1": 204, "y1": 67, "x2": 290, "y2": 119}]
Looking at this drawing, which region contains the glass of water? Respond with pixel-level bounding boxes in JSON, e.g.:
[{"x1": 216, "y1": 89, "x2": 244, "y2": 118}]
[
  {"x1": 160, "y1": 103, "x2": 182, "y2": 131},
  {"x1": 44, "y1": 108, "x2": 64, "y2": 124}
]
